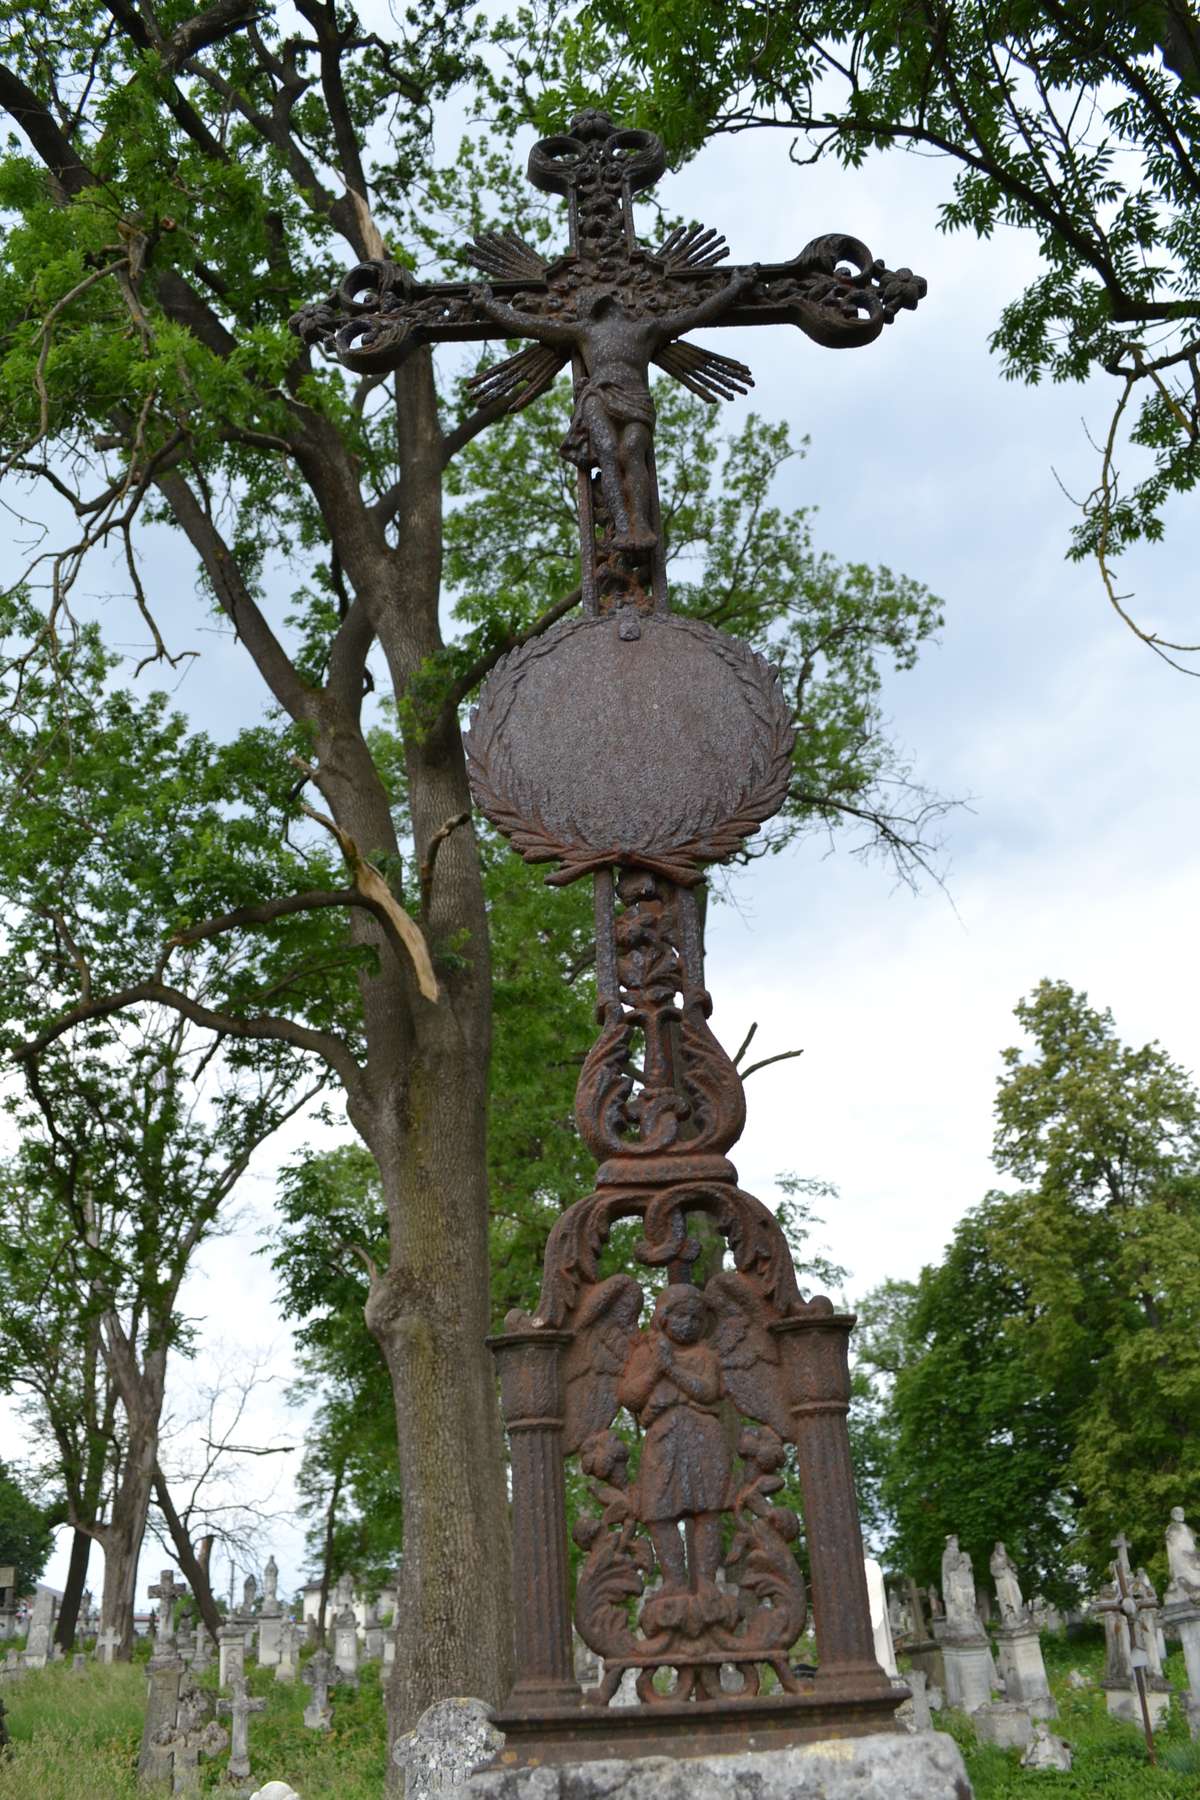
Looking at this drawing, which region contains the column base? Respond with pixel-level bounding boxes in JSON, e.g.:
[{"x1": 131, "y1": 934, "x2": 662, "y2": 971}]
[
  {"x1": 490, "y1": 1678, "x2": 906, "y2": 1765},
  {"x1": 464, "y1": 1730, "x2": 972, "y2": 1797}
]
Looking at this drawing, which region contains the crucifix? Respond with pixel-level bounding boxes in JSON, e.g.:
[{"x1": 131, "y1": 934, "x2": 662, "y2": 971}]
[
  {"x1": 216, "y1": 1676, "x2": 266, "y2": 1782},
  {"x1": 295, "y1": 105, "x2": 924, "y2": 1763},
  {"x1": 147, "y1": 1569, "x2": 188, "y2": 1651},
  {"x1": 1098, "y1": 1535, "x2": 1157, "y2": 1763}
]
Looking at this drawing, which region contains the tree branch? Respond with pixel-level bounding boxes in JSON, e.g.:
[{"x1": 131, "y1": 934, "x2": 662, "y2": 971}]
[{"x1": 446, "y1": 584, "x2": 581, "y2": 712}]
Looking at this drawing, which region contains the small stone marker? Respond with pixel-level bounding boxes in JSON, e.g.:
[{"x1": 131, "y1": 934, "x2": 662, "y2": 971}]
[
  {"x1": 158, "y1": 1674, "x2": 228, "y2": 1796},
  {"x1": 191, "y1": 1623, "x2": 212, "y2": 1672},
  {"x1": 274, "y1": 1618, "x2": 299, "y2": 1682},
  {"x1": 138, "y1": 1647, "x2": 185, "y2": 1787},
  {"x1": 22, "y1": 1588, "x2": 56, "y2": 1668},
  {"x1": 973, "y1": 1701, "x2": 1034, "y2": 1751},
  {"x1": 392, "y1": 1697, "x2": 505, "y2": 1800},
  {"x1": 1022, "y1": 1722, "x2": 1073, "y2": 1771},
  {"x1": 95, "y1": 1624, "x2": 120, "y2": 1664},
  {"x1": 302, "y1": 1646, "x2": 339, "y2": 1729},
  {"x1": 217, "y1": 1675, "x2": 267, "y2": 1782}
]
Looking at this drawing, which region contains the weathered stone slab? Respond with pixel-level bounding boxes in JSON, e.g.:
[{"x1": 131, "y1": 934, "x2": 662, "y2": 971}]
[
  {"x1": 447, "y1": 1732, "x2": 973, "y2": 1800},
  {"x1": 394, "y1": 1697, "x2": 506, "y2": 1800},
  {"x1": 972, "y1": 1702, "x2": 1033, "y2": 1751}
]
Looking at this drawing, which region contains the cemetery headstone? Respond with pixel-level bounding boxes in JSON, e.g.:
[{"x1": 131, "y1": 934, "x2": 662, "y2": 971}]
[
  {"x1": 138, "y1": 1645, "x2": 185, "y2": 1787},
  {"x1": 362, "y1": 1595, "x2": 384, "y2": 1662},
  {"x1": 864, "y1": 1551, "x2": 898, "y2": 1678},
  {"x1": 218, "y1": 1620, "x2": 245, "y2": 1690},
  {"x1": 1021, "y1": 1723, "x2": 1073, "y2": 1772},
  {"x1": 391, "y1": 1697, "x2": 505, "y2": 1800},
  {"x1": 1163, "y1": 1507, "x2": 1200, "y2": 1739},
  {"x1": 95, "y1": 1624, "x2": 120, "y2": 1664},
  {"x1": 902, "y1": 1575, "x2": 944, "y2": 1691},
  {"x1": 217, "y1": 1675, "x2": 267, "y2": 1783},
  {"x1": 148, "y1": 1569, "x2": 188, "y2": 1652},
  {"x1": 989, "y1": 1543, "x2": 1055, "y2": 1719},
  {"x1": 191, "y1": 1624, "x2": 212, "y2": 1673},
  {"x1": 302, "y1": 1646, "x2": 339, "y2": 1730},
  {"x1": 972, "y1": 1702, "x2": 1033, "y2": 1751},
  {"x1": 333, "y1": 1603, "x2": 360, "y2": 1685},
  {"x1": 22, "y1": 1587, "x2": 55, "y2": 1668},
  {"x1": 1095, "y1": 1537, "x2": 1171, "y2": 1735},
  {"x1": 274, "y1": 1618, "x2": 299, "y2": 1682},
  {"x1": 258, "y1": 1556, "x2": 284, "y2": 1666},
  {"x1": 0, "y1": 1566, "x2": 16, "y2": 1640},
  {"x1": 158, "y1": 1674, "x2": 228, "y2": 1797},
  {"x1": 939, "y1": 1537, "x2": 992, "y2": 1712}
]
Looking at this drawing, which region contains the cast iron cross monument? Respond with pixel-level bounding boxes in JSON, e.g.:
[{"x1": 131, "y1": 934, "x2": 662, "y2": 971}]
[{"x1": 296, "y1": 108, "x2": 925, "y2": 1764}]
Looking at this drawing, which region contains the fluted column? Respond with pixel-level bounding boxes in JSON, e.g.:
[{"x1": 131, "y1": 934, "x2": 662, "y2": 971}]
[
  {"x1": 489, "y1": 1324, "x2": 580, "y2": 1710},
  {"x1": 772, "y1": 1299, "x2": 891, "y2": 1693}
]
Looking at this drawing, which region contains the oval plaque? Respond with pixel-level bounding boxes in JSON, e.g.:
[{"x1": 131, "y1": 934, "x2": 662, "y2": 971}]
[{"x1": 465, "y1": 612, "x2": 795, "y2": 885}]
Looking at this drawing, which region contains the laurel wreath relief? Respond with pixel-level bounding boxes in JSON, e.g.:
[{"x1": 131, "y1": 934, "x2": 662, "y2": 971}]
[{"x1": 464, "y1": 615, "x2": 797, "y2": 886}]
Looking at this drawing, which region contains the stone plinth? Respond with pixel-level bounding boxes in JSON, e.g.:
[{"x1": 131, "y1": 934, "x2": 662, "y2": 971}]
[
  {"x1": 973, "y1": 1702, "x2": 1033, "y2": 1751},
  {"x1": 1163, "y1": 1588, "x2": 1200, "y2": 1702},
  {"x1": 942, "y1": 1637, "x2": 993, "y2": 1714},
  {"x1": 995, "y1": 1624, "x2": 1056, "y2": 1719},
  {"x1": 1104, "y1": 1683, "x2": 1172, "y2": 1729},
  {"x1": 258, "y1": 1612, "x2": 283, "y2": 1668},
  {"x1": 903, "y1": 1638, "x2": 945, "y2": 1692},
  {"x1": 447, "y1": 1732, "x2": 973, "y2": 1800}
]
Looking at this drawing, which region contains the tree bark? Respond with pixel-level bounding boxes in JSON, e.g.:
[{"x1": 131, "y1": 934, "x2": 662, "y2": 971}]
[
  {"x1": 53, "y1": 1529, "x2": 92, "y2": 1650},
  {"x1": 97, "y1": 1327, "x2": 167, "y2": 1656}
]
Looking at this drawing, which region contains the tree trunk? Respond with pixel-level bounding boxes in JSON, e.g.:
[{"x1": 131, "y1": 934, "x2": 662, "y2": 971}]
[
  {"x1": 98, "y1": 1329, "x2": 167, "y2": 1656},
  {"x1": 152, "y1": 1466, "x2": 222, "y2": 1641},
  {"x1": 317, "y1": 1456, "x2": 345, "y2": 1648},
  {"x1": 53, "y1": 1529, "x2": 92, "y2": 1651},
  {"x1": 366, "y1": 1003, "x2": 513, "y2": 1765}
]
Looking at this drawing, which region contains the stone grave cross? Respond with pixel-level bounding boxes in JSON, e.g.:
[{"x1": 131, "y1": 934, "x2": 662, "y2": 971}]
[
  {"x1": 147, "y1": 1569, "x2": 188, "y2": 1650},
  {"x1": 1097, "y1": 1538, "x2": 1156, "y2": 1762},
  {"x1": 217, "y1": 1676, "x2": 266, "y2": 1782},
  {"x1": 302, "y1": 1646, "x2": 340, "y2": 1730}
]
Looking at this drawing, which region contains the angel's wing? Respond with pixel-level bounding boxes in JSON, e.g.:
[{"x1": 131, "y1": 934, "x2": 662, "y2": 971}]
[
  {"x1": 467, "y1": 343, "x2": 569, "y2": 414},
  {"x1": 652, "y1": 339, "x2": 755, "y2": 404},
  {"x1": 655, "y1": 223, "x2": 730, "y2": 270},
  {"x1": 705, "y1": 1269, "x2": 794, "y2": 1440},
  {"x1": 467, "y1": 230, "x2": 548, "y2": 282},
  {"x1": 561, "y1": 1273, "x2": 643, "y2": 1454}
]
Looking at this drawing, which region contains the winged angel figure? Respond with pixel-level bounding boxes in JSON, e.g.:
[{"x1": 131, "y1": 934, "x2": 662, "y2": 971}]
[{"x1": 564, "y1": 1269, "x2": 806, "y2": 1698}]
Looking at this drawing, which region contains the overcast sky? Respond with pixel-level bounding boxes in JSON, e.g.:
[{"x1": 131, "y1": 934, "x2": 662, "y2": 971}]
[{"x1": 6, "y1": 88, "x2": 1197, "y2": 1605}]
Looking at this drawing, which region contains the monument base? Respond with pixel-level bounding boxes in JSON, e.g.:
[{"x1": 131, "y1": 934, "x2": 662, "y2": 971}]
[
  {"x1": 941, "y1": 1639, "x2": 993, "y2": 1713},
  {"x1": 490, "y1": 1678, "x2": 905, "y2": 1765},
  {"x1": 1103, "y1": 1683, "x2": 1172, "y2": 1729},
  {"x1": 453, "y1": 1733, "x2": 972, "y2": 1800}
]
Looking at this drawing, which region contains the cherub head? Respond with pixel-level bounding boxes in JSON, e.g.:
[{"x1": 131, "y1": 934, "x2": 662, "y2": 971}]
[{"x1": 652, "y1": 1283, "x2": 710, "y2": 1345}]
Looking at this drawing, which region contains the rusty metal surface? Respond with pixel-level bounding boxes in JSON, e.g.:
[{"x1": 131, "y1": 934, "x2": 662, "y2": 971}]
[{"x1": 295, "y1": 104, "x2": 923, "y2": 1759}]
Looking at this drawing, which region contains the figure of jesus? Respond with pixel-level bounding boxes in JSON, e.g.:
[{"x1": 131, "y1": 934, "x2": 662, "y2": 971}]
[
  {"x1": 470, "y1": 269, "x2": 758, "y2": 552},
  {"x1": 616, "y1": 1284, "x2": 733, "y2": 1594}
]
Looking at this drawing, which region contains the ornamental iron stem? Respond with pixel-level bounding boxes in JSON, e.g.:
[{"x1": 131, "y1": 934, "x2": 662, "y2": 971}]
[{"x1": 294, "y1": 104, "x2": 926, "y2": 1762}]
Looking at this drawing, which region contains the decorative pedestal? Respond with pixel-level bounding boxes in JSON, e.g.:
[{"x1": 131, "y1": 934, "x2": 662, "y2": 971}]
[
  {"x1": 1103, "y1": 1683, "x2": 1172, "y2": 1729},
  {"x1": 903, "y1": 1637, "x2": 945, "y2": 1693},
  {"x1": 456, "y1": 1733, "x2": 972, "y2": 1800},
  {"x1": 1163, "y1": 1589, "x2": 1200, "y2": 1717},
  {"x1": 941, "y1": 1637, "x2": 993, "y2": 1713},
  {"x1": 258, "y1": 1611, "x2": 282, "y2": 1667},
  {"x1": 995, "y1": 1624, "x2": 1056, "y2": 1719}
]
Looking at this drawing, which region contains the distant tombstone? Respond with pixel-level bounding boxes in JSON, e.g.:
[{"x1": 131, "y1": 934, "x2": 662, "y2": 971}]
[
  {"x1": 939, "y1": 1538, "x2": 992, "y2": 1712},
  {"x1": 332, "y1": 1571, "x2": 354, "y2": 1614},
  {"x1": 147, "y1": 1570, "x2": 188, "y2": 1652},
  {"x1": 261, "y1": 1557, "x2": 282, "y2": 1616},
  {"x1": 23, "y1": 1588, "x2": 56, "y2": 1668},
  {"x1": 258, "y1": 1610, "x2": 283, "y2": 1669},
  {"x1": 305, "y1": 1615, "x2": 318, "y2": 1648},
  {"x1": 864, "y1": 1552, "x2": 898, "y2": 1678},
  {"x1": 217, "y1": 1675, "x2": 267, "y2": 1783},
  {"x1": 274, "y1": 1619, "x2": 299, "y2": 1683},
  {"x1": 243, "y1": 1574, "x2": 259, "y2": 1615},
  {"x1": 218, "y1": 1621, "x2": 245, "y2": 1689},
  {"x1": 383, "y1": 1626, "x2": 397, "y2": 1671},
  {"x1": 0, "y1": 1567, "x2": 17, "y2": 1640},
  {"x1": 158, "y1": 1673, "x2": 228, "y2": 1796},
  {"x1": 333, "y1": 1605, "x2": 360, "y2": 1684},
  {"x1": 391, "y1": 1697, "x2": 505, "y2": 1800},
  {"x1": 1022, "y1": 1722, "x2": 1073, "y2": 1771},
  {"x1": 302, "y1": 1647, "x2": 340, "y2": 1729},
  {"x1": 362, "y1": 1596, "x2": 384, "y2": 1662},
  {"x1": 989, "y1": 1543, "x2": 1027, "y2": 1625},
  {"x1": 191, "y1": 1624, "x2": 212, "y2": 1673},
  {"x1": 138, "y1": 1646, "x2": 185, "y2": 1787},
  {"x1": 72, "y1": 1652, "x2": 86, "y2": 1675},
  {"x1": 1163, "y1": 1508, "x2": 1200, "y2": 1728},
  {"x1": 94, "y1": 1625, "x2": 120, "y2": 1664}
]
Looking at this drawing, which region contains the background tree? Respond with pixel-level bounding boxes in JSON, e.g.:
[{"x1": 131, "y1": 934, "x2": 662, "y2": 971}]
[
  {"x1": 0, "y1": 1, "x2": 942, "y2": 1735},
  {"x1": 0, "y1": 1461, "x2": 53, "y2": 1600},
  {"x1": 857, "y1": 979, "x2": 1200, "y2": 1596},
  {"x1": 567, "y1": 0, "x2": 1200, "y2": 669}
]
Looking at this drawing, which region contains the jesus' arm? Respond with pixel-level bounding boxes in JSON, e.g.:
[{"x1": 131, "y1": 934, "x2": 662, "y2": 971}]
[
  {"x1": 469, "y1": 284, "x2": 577, "y2": 350},
  {"x1": 658, "y1": 267, "x2": 759, "y2": 341}
]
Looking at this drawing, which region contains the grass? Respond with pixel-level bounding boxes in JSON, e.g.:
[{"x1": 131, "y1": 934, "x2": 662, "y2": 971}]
[
  {"x1": 0, "y1": 1625, "x2": 1195, "y2": 1796},
  {"x1": 0, "y1": 1651, "x2": 388, "y2": 1797},
  {"x1": 926, "y1": 1624, "x2": 1200, "y2": 1798}
]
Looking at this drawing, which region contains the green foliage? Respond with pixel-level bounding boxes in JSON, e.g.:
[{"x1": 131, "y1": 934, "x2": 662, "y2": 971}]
[
  {"x1": 0, "y1": 1460, "x2": 53, "y2": 1596},
  {"x1": 862, "y1": 980, "x2": 1200, "y2": 1596},
  {"x1": 561, "y1": 0, "x2": 1200, "y2": 653}
]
